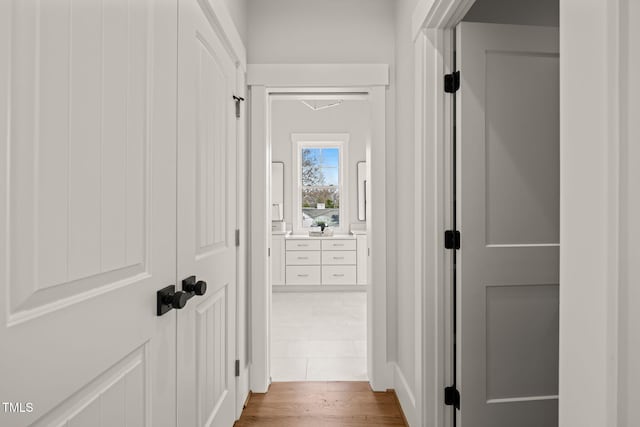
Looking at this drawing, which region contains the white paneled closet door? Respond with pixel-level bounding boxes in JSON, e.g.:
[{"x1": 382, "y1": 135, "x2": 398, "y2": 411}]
[
  {"x1": 0, "y1": 0, "x2": 179, "y2": 426},
  {"x1": 176, "y1": 0, "x2": 238, "y2": 426}
]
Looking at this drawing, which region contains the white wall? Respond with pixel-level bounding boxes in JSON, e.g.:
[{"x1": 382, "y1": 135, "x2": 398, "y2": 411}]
[
  {"x1": 556, "y1": 0, "x2": 640, "y2": 425},
  {"x1": 247, "y1": 0, "x2": 395, "y2": 64},
  {"x1": 271, "y1": 100, "x2": 369, "y2": 229},
  {"x1": 393, "y1": 2, "x2": 422, "y2": 424},
  {"x1": 559, "y1": 0, "x2": 640, "y2": 426},
  {"x1": 620, "y1": 4, "x2": 640, "y2": 425},
  {"x1": 247, "y1": 0, "x2": 399, "y2": 370},
  {"x1": 558, "y1": 0, "x2": 609, "y2": 423}
]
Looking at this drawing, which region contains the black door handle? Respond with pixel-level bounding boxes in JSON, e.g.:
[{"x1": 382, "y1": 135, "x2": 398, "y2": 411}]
[
  {"x1": 182, "y1": 276, "x2": 207, "y2": 297},
  {"x1": 157, "y1": 285, "x2": 189, "y2": 316}
]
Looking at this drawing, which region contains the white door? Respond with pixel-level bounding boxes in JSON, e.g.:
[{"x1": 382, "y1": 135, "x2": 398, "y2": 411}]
[
  {"x1": 176, "y1": 0, "x2": 238, "y2": 425},
  {"x1": 0, "y1": 0, "x2": 178, "y2": 426},
  {"x1": 457, "y1": 23, "x2": 560, "y2": 427}
]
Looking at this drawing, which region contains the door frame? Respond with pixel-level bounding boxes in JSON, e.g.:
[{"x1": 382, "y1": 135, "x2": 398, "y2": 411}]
[
  {"x1": 413, "y1": 0, "x2": 624, "y2": 426},
  {"x1": 247, "y1": 63, "x2": 392, "y2": 393},
  {"x1": 412, "y1": 2, "x2": 475, "y2": 426}
]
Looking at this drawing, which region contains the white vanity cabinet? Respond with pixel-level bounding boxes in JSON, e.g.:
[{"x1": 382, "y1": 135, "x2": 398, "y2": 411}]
[{"x1": 279, "y1": 235, "x2": 367, "y2": 286}]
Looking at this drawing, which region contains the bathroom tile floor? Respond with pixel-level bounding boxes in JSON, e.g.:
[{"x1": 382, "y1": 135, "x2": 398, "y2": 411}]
[{"x1": 271, "y1": 291, "x2": 367, "y2": 382}]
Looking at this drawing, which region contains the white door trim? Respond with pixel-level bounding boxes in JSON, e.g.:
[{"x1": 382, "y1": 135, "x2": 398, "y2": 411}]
[
  {"x1": 198, "y1": 0, "x2": 247, "y2": 70},
  {"x1": 412, "y1": 2, "x2": 475, "y2": 426},
  {"x1": 234, "y1": 68, "x2": 249, "y2": 420},
  {"x1": 412, "y1": 27, "x2": 451, "y2": 427},
  {"x1": 248, "y1": 63, "x2": 391, "y2": 393}
]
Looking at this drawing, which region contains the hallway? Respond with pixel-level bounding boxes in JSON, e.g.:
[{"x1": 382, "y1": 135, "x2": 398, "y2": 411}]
[
  {"x1": 1, "y1": 0, "x2": 638, "y2": 425},
  {"x1": 235, "y1": 382, "x2": 407, "y2": 426}
]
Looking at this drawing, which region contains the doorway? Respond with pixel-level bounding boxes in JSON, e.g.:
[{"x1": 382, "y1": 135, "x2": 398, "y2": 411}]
[
  {"x1": 412, "y1": 0, "x2": 560, "y2": 426},
  {"x1": 269, "y1": 95, "x2": 370, "y2": 382},
  {"x1": 248, "y1": 64, "x2": 390, "y2": 393}
]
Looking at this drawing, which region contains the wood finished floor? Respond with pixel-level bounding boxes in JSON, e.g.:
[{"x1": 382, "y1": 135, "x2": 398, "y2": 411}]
[{"x1": 235, "y1": 382, "x2": 407, "y2": 427}]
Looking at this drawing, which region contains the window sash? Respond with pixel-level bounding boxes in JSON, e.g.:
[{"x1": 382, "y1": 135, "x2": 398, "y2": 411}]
[{"x1": 292, "y1": 135, "x2": 348, "y2": 234}]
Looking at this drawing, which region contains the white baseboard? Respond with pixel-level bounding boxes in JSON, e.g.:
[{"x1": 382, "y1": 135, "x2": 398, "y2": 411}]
[{"x1": 392, "y1": 362, "x2": 418, "y2": 426}]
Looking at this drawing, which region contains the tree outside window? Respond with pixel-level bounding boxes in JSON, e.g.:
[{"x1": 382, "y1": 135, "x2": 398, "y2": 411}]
[{"x1": 300, "y1": 147, "x2": 341, "y2": 228}]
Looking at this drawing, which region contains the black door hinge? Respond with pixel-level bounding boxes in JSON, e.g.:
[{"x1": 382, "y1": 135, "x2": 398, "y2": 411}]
[
  {"x1": 444, "y1": 71, "x2": 460, "y2": 93},
  {"x1": 235, "y1": 229, "x2": 240, "y2": 247},
  {"x1": 444, "y1": 385, "x2": 460, "y2": 409},
  {"x1": 233, "y1": 95, "x2": 245, "y2": 118},
  {"x1": 235, "y1": 359, "x2": 240, "y2": 377},
  {"x1": 444, "y1": 230, "x2": 461, "y2": 250}
]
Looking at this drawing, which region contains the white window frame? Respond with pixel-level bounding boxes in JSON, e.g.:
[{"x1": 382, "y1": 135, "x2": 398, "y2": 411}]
[{"x1": 291, "y1": 133, "x2": 349, "y2": 235}]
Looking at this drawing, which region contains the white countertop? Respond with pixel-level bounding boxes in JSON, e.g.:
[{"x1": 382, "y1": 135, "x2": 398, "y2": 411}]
[{"x1": 285, "y1": 233, "x2": 356, "y2": 240}]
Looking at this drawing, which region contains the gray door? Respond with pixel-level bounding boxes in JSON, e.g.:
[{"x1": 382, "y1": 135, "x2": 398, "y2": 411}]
[{"x1": 457, "y1": 22, "x2": 560, "y2": 427}]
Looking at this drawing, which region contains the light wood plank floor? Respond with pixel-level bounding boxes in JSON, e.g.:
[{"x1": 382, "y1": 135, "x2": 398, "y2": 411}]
[{"x1": 235, "y1": 382, "x2": 407, "y2": 426}]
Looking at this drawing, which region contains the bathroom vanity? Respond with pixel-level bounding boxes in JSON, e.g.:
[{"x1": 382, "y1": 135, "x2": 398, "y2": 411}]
[{"x1": 271, "y1": 233, "x2": 367, "y2": 287}]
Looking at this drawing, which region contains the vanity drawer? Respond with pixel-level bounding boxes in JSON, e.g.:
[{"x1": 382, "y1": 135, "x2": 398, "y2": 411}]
[
  {"x1": 286, "y1": 239, "x2": 321, "y2": 251},
  {"x1": 321, "y1": 250, "x2": 356, "y2": 265},
  {"x1": 322, "y1": 240, "x2": 356, "y2": 251},
  {"x1": 322, "y1": 266, "x2": 357, "y2": 284},
  {"x1": 286, "y1": 266, "x2": 321, "y2": 284},
  {"x1": 286, "y1": 250, "x2": 321, "y2": 265}
]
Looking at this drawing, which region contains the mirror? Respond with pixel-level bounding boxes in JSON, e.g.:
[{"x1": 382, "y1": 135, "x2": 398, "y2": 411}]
[
  {"x1": 357, "y1": 161, "x2": 367, "y2": 221},
  {"x1": 271, "y1": 162, "x2": 285, "y2": 221}
]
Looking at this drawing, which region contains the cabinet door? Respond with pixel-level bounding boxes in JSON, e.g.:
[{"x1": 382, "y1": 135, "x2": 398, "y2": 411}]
[
  {"x1": 0, "y1": 1, "x2": 178, "y2": 425},
  {"x1": 176, "y1": 0, "x2": 238, "y2": 425}
]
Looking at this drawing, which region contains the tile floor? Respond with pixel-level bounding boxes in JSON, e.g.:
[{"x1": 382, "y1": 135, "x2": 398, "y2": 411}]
[{"x1": 271, "y1": 291, "x2": 367, "y2": 382}]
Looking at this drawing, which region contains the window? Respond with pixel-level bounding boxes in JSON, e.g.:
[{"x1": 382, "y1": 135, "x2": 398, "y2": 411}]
[{"x1": 292, "y1": 135, "x2": 348, "y2": 233}]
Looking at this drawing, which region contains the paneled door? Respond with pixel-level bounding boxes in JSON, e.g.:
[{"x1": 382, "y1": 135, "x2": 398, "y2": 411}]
[
  {"x1": 176, "y1": 0, "x2": 238, "y2": 425},
  {"x1": 457, "y1": 23, "x2": 560, "y2": 427},
  {"x1": 0, "y1": 0, "x2": 179, "y2": 426}
]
